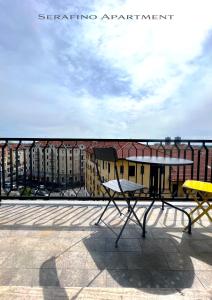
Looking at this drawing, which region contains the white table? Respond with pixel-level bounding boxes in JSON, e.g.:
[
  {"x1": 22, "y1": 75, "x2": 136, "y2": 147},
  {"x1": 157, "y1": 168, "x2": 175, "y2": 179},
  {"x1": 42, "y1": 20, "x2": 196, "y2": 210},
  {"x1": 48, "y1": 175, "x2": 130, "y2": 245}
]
[{"x1": 126, "y1": 156, "x2": 193, "y2": 237}]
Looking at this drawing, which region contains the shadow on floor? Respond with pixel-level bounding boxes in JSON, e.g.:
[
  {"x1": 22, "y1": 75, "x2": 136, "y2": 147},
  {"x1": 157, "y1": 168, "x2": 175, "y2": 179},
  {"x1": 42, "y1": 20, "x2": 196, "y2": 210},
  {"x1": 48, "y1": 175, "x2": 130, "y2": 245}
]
[
  {"x1": 39, "y1": 256, "x2": 68, "y2": 300},
  {"x1": 83, "y1": 227, "x2": 195, "y2": 295}
]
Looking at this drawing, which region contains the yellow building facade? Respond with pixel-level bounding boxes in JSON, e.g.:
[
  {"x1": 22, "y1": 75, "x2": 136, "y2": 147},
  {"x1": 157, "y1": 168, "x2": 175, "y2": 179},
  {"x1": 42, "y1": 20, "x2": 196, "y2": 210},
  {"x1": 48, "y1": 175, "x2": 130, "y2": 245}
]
[{"x1": 85, "y1": 151, "x2": 171, "y2": 197}]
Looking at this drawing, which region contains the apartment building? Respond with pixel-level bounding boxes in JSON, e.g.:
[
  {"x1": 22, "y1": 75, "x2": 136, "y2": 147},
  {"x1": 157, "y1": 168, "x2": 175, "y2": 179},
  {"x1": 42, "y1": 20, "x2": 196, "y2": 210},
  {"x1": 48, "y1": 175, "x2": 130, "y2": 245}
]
[
  {"x1": 0, "y1": 143, "x2": 25, "y2": 185},
  {"x1": 29, "y1": 141, "x2": 86, "y2": 186}
]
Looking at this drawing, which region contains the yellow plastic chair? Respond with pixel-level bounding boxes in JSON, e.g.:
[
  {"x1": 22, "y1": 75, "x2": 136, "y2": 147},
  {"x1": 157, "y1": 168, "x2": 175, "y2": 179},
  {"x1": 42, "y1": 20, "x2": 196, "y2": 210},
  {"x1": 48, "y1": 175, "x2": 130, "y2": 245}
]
[{"x1": 183, "y1": 180, "x2": 212, "y2": 227}]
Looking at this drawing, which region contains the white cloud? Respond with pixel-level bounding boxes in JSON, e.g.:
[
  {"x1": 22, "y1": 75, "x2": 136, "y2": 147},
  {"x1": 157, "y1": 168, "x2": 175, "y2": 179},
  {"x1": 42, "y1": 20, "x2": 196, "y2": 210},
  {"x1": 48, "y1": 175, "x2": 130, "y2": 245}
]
[{"x1": 0, "y1": 0, "x2": 212, "y2": 138}]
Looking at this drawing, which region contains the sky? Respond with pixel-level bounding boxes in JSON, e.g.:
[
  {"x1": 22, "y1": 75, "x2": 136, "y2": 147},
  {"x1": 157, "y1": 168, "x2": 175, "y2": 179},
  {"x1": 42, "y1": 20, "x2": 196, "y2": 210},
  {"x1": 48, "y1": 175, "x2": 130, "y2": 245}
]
[{"x1": 0, "y1": 0, "x2": 212, "y2": 139}]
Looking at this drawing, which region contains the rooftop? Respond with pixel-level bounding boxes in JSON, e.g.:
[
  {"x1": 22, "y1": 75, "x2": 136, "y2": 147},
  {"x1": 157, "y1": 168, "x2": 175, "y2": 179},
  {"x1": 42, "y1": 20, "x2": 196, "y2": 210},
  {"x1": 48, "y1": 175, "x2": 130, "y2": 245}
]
[{"x1": 0, "y1": 201, "x2": 211, "y2": 299}]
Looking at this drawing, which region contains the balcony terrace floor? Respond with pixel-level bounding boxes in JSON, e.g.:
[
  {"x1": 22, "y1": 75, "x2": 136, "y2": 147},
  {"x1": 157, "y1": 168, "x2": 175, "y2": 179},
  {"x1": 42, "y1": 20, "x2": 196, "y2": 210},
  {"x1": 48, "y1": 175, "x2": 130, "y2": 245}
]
[{"x1": 0, "y1": 201, "x2": 211, "y2": 299}]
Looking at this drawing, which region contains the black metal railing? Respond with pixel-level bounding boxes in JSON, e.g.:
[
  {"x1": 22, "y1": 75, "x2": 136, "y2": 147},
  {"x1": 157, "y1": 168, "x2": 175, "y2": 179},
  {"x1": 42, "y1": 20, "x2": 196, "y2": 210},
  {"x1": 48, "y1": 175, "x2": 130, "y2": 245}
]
[{"x1": 0, "y1": 138, "x2": 211, "y2": 201}]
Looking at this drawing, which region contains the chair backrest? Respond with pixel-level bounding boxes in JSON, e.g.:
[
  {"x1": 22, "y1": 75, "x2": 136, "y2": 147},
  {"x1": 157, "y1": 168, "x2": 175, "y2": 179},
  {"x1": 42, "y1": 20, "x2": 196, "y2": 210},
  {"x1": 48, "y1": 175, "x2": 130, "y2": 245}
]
[
  {"x1": 93, "y1": 147, "x2": 118, "y2": 162},
  {"x1": 93, "y1": 147, "x2": 121, "y2": 194}
]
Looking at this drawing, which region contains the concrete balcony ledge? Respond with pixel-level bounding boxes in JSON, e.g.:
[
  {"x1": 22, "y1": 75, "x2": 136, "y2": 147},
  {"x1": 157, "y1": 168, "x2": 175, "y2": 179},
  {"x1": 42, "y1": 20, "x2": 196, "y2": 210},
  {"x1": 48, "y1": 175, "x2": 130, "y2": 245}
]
[{"x1": 0, "y1": 203, "x2": 211, "y2": 299}]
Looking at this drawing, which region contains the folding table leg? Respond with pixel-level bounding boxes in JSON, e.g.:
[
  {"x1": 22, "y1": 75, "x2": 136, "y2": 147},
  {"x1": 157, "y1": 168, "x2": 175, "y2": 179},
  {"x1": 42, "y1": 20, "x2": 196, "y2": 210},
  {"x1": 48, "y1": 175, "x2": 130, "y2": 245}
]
[
  {"x1": 142, "y1": 199, "x2": 155, "y2": 238},
  {"x1": 162, "y1": 201, "x2": 165, "y2": 210}
]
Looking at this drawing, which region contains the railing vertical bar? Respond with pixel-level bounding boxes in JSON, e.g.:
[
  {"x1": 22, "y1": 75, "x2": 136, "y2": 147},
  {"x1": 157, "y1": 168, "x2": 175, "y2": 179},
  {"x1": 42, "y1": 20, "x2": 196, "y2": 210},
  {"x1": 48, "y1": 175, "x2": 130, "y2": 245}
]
[
  {"x1": 176, "y1": 142, "x2": 180, "y2": 197},
  {"x1": 29, "y1": 141, "x2": 35, "y2": 184},
  {"x1": 1, "y1": 142, "x2": 7, "y2": 189},
  {"x1": 15, "y1": 141, "x2": 20, "y2": 187},
  {"x1": 65, "y1": 146, "x2": 68, "y2": 190},
  {"x1": 9, "y1": 147, "x2": 13, "y2": 191},
  {"x1": 197, "y1": 146, "x2": 201, "y2": 181},
  {"x1": 43, "y1": 146, "x2": 46, "y2": 184},
  {"x1": 37, "y1": 147, "x2": 40, "y2": 184},
  {"x1": 168, "y1": 145, "x2": 173, "y2": 192},
  {"x1": 51, "y1": 146, "x2": 54, "y2": 191},
  {"x1": 23, "y1": 148, "x2": 27, "y2": 188},
  {"x1": 71, "y1": 146, "x2": 74, "y2": 189},
  {"x1": 203, "y1": 142, "x2": 208, "y2": 182},
  {"x1": 190, "y1": 143, "x2": 194, "y2": 180}
]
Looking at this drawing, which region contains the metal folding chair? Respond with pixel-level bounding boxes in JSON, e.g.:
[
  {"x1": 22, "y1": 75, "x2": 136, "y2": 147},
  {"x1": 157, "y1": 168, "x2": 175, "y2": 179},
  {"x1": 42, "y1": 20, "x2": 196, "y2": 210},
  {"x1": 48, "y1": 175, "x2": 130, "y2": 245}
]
[
  {"x1": 94, "y1": 147, "x2": 145, "y2": 247},
  {"x1": 183, "y1": 180, "x2": 212, "y2": 229}
]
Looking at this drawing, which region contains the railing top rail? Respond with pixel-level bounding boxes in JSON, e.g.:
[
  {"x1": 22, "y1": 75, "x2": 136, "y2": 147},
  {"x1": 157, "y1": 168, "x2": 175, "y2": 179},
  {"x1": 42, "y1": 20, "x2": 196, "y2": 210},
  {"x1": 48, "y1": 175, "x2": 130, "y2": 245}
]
[{"x1": 1, "y1": 138, "x2": 212, "y2": 143}]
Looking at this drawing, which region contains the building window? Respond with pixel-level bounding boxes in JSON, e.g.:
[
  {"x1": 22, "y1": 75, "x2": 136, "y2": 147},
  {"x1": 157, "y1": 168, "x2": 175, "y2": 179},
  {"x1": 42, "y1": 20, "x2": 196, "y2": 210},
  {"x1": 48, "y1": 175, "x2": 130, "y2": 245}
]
[
  {"x1": 108, "y1": 163, "x2": 110, "y2": 173},
  {"x1": 120, "y1": 165, "x2": 124, "y2": 174},
  {"x1": 128, "y1": 166, "x2": 135, "y2": 177},
  {"x1": 141, "y1": 165, "x2": 144, "y2": 175}
]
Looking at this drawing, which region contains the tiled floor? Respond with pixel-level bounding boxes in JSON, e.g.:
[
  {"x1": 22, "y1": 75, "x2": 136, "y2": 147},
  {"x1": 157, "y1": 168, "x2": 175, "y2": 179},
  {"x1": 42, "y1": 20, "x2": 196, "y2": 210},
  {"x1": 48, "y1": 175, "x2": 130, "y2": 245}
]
[{"x1": 0, "y1": 202, "x2": 211, "y2": 298}]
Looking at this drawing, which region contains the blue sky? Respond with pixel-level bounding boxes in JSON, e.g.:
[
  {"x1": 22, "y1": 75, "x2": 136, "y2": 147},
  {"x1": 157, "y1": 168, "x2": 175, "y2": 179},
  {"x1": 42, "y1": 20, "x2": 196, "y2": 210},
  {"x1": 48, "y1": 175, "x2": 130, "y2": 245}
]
[{"x1": 0, "y1": 0, "x2": 212, "y2": 138}]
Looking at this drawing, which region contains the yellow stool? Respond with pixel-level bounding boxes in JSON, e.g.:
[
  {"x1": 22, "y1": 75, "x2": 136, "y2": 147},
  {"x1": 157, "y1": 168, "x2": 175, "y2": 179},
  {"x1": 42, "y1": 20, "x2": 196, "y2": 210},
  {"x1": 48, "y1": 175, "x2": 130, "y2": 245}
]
[{"x1": 183, "y1": 180, "x2": 212, "y2": 227}]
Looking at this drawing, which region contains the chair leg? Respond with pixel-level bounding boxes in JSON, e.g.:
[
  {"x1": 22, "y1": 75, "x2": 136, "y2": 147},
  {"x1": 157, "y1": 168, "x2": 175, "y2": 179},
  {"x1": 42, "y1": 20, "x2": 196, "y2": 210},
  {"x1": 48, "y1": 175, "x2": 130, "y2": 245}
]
[
  {"x1": 184, "y1": 190, "x2": 211, "y2": 229},
  {"x1": 112, "y1": 200, "x2": 122, "y2": 215},
  {"x1": 190, "y1": 206, "x2": 212, "y2": 224},
  {"x1": 115, "y1": 208, "x2": 134, "y2": 248},
  {"x1": 129, "y1": 201, "x2": 143, "y2": 230},
  {"x1": 95, "y1": 200, "x2": 111, "y2": 225}
]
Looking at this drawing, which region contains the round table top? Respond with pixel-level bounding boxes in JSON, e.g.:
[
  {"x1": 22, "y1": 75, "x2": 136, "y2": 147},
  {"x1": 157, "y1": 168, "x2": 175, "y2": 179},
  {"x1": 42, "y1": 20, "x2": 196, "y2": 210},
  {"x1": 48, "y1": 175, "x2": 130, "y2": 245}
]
[{"x1": 126, "y1": 156, "x2": 193, "y2": 166}]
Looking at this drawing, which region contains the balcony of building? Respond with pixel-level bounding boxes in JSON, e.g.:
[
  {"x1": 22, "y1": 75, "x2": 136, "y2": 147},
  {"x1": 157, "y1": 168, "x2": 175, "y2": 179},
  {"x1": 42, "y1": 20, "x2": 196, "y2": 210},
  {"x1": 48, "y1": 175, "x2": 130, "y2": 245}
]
[
  {"x1": 0, "y1": 201, "x2": 211, "y2": 299},
  {"x1": 0, "y1": 138, "x2": 211, "y2": 298}
]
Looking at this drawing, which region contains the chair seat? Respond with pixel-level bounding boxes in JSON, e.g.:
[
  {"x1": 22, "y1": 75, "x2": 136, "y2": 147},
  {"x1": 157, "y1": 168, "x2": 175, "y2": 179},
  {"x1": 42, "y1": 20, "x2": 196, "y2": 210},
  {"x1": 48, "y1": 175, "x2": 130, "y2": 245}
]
[
  {"x1": 182, "y1": 180, "x2": 212, "y2": 227},
  {"x1": 103, "y1": 179, "x2": 144, "y2": 193},
  {"x1": 183, "y1": 180, "x2": 212, "y2": 194}
]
